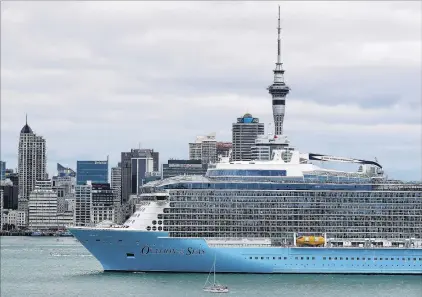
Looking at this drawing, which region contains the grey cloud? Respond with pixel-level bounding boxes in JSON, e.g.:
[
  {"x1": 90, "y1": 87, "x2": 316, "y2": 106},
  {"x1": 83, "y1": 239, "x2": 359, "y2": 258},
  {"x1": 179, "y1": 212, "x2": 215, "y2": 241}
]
[{"x1": 1, "y1": 1, "x2": 421, "y2": 180}]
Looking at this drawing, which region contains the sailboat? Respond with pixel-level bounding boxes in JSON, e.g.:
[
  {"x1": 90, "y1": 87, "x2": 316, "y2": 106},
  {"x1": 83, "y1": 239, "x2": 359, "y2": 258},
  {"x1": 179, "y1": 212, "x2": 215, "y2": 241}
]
[{"x1": 203, "y1": 255, "x2": 229, "y2": 293}]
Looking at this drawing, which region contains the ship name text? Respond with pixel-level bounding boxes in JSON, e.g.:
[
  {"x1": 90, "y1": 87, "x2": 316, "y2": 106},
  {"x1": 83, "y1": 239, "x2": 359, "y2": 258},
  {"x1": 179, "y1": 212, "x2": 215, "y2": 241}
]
[{"x1": 141, "y1": 245, "x2": 205, "y2": 256}]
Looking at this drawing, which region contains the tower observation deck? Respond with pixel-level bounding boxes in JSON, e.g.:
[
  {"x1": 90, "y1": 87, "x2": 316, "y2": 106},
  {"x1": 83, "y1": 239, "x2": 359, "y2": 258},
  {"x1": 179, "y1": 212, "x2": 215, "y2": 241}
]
[{"x1": 267, "y1": 6, "x2": 290, "y2": 136}]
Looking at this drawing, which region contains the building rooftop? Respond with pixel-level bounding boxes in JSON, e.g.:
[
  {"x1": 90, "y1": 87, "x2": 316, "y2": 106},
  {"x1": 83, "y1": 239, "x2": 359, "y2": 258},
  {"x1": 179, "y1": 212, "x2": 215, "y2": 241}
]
[{"x1": 20, "y1": 123, "x2": 33, "y2": 134}]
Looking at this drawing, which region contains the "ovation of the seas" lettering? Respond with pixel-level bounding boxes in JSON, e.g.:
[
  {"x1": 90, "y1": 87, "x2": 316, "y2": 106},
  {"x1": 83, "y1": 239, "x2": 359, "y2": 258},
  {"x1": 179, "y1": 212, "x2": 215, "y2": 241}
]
[{"x1": 140, "y1": 245, "x2": 206, "y2": 256}]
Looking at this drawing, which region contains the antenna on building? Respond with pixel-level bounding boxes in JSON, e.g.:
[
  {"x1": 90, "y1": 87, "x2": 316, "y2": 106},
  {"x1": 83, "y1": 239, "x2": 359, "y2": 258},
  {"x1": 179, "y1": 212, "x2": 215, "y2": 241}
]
[
  {"x1": 277, "y1": 5, "x2": 281, "y2": 64},
  {"x1": 25, "y1": 113, "x2": 28, "y2": 125}
]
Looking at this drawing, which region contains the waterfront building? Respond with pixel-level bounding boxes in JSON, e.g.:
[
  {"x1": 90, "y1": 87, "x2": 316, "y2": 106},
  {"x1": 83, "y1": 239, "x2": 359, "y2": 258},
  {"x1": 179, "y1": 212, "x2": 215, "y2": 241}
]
[
  {"x1": 1, "y1": 179, "x2": 18, "y2": 210},
  {"x1": 1, "y1": 209, "x2": 26, "y2": 229},
  {"x1": 74, "y1": 183, "x2": 92, "y2": 226},
  {"x1": 189, "y1": 133, "x2": 217, "y2": 164},
  {"x1": 231, "y1": 113, "x2": 265, "y2": 161},
  {"x1": 0, "y1": 161, "x2": 5, "y2": 180},
  {"x1": 18, "y1": 117, "x2": 47, "y2": 212},
  {"x1": 91, "y1": 183, "x2": 115, "y2": 224},
  {"x1": 121, "y1": 149, "x2": 157, "y2": 203},
  {"x1": 56, "y1": 211, "x2": 74, "y2": 228},
  {"x1": 76, "y1": 160, "x2": 108, "y2": 185},
  {"x1": 216, "y1": 142, "x2": 232, "y2": 160},
  {"x1": 162, "y1": 159, "x2": 208, "y2": 179},
  {"x1": 28, "y1": 180, "x2": 58, "y2": 230},
  {"x1": 74, "y1": 182, "x2": 116, "y2": 226}
]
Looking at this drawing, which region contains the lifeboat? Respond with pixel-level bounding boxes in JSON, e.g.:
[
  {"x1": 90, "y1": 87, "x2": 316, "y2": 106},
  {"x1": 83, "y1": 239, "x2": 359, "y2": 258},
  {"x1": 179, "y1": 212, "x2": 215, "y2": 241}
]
[{"x1": 296, "y1": 236, "x2": 325, "y2": 247}]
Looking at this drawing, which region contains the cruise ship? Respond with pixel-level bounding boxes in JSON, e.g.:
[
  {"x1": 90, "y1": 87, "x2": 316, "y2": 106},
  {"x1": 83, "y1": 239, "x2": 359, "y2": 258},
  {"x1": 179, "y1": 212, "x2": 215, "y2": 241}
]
[{"x1": 69, "y1": 8, "x2": 422, "y2": 274}]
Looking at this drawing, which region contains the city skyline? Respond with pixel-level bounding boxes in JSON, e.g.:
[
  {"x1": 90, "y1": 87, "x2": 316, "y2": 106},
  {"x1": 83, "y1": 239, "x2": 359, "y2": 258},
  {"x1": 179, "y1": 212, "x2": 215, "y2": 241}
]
[{"x1": 1, "y1": 2, "x2": 421, "y2": 181}]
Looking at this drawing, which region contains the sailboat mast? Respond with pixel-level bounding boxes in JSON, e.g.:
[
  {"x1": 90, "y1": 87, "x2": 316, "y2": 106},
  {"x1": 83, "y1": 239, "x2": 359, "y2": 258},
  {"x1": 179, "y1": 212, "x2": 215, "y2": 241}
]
[{"x1": 213, "y1": 256, "x2": 216, "y2": 284}]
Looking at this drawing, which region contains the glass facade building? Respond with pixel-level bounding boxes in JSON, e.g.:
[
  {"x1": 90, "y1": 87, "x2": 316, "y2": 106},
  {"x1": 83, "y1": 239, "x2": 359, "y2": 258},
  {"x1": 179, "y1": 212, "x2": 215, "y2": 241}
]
[
  {"x1": 121, "y1": 149, "x2": 158, "y2": 203},
  {"x1": 76, "y1": 161, "x2": 108, "y2": 185}
]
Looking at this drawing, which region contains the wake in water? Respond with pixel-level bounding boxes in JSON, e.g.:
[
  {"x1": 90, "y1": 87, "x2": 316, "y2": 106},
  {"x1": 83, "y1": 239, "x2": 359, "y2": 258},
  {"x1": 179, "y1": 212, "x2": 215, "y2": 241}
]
[{"x1": 50, "y1": 252, "x2": 92, "y2": 257}]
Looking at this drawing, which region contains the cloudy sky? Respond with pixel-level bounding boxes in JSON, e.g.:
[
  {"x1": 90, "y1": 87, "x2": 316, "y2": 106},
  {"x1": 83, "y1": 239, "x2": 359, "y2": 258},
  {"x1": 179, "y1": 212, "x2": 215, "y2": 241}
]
[{"x1": 1, "y1": 1, "x2": 421, "y2": 180}]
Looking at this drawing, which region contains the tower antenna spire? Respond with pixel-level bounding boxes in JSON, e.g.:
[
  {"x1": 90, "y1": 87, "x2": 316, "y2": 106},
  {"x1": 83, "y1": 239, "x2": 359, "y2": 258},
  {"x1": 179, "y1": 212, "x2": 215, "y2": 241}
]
[
  {"x1": 277, "y1": 5, "x2": 281, "y2": 64},
  {"x1": 267, "y1": 5, "x2": 290, "y2": 136},
  {"x1": 26, "y1": 113, "x2": 28, "y2": 125}
]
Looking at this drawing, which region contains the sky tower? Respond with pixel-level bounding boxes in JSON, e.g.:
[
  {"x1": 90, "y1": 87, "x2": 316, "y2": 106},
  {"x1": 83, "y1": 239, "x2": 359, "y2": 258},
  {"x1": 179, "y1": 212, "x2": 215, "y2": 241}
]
[{"x1": 267, "y1": 6, "x2": 290, "y2": 136}]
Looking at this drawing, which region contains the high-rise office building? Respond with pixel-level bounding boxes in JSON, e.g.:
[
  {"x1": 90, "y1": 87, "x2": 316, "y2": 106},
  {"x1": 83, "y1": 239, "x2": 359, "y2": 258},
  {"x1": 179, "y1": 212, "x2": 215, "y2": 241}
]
[
  {"x1": 189, "y1": 133, "x2": 217, "y2": 164},
  {"x1": 231, "y1": 113, "x2": 265, "y2": 161},
  {"x1": 18, "y1": 117, "x2": 47, "y2": 212},
  {"x1": 121, "y1": 149, "x2": 157, "y2": 203},
  {"x1": 162, "y1": 159, "x2": 208, "y2": 179},
  {"x1": 0, "y1": 161, "x2": 5, "y2": 180},
  {"x1": 74, "y1": 182, "x2": 115, "y2": 226},
  {"x1": 111, "y1": 164, "x2": 122, "y2": 202},
  {"x1": 91, "y1": 183, "x2": 114, "y2": 224},
  {"x1": 1, "y1": 179, "x2": 18, "y2": 210},
  {"x1": 76, "y1": 160, "x2": 108, "y2": 185},
  {"x1": 74, "y1": 183, "x2": 92, "y2": 226},
  {"x1": 28, "y1": 180, "x2": 58, "y2": 230}
]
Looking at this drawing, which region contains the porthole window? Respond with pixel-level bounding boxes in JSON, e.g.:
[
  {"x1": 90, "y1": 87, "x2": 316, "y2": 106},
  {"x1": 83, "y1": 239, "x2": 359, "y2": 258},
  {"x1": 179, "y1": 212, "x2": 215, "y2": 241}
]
[
  {"x1": 158, "y1": 220, "x2": 162, "y2": 225},
  {"x1": 146, "y1": 226, "x2": 151, "y2": 231},
  {"x1": 158, "y1": 226, "x2": 162, "y2": 231},
  {"x1": 152, "y1": 226, "x2": 157, "y2": 231},
  {"x1": 152, "y1": 220, "x2": 157, "y2": 225}
]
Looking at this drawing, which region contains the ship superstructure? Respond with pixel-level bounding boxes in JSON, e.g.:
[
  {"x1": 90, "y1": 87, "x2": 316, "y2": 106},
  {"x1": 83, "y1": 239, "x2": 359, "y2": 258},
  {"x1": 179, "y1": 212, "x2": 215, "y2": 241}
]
[{"x1": 69, "y1": 7, "x2": 422, "y2": 274}]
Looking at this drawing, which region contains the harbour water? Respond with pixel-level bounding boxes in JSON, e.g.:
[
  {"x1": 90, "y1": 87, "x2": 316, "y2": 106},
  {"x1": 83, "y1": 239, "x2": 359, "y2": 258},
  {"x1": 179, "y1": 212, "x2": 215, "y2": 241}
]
[{"x1": 1, "y1": 237, "x2": 421, "y2": 297}]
